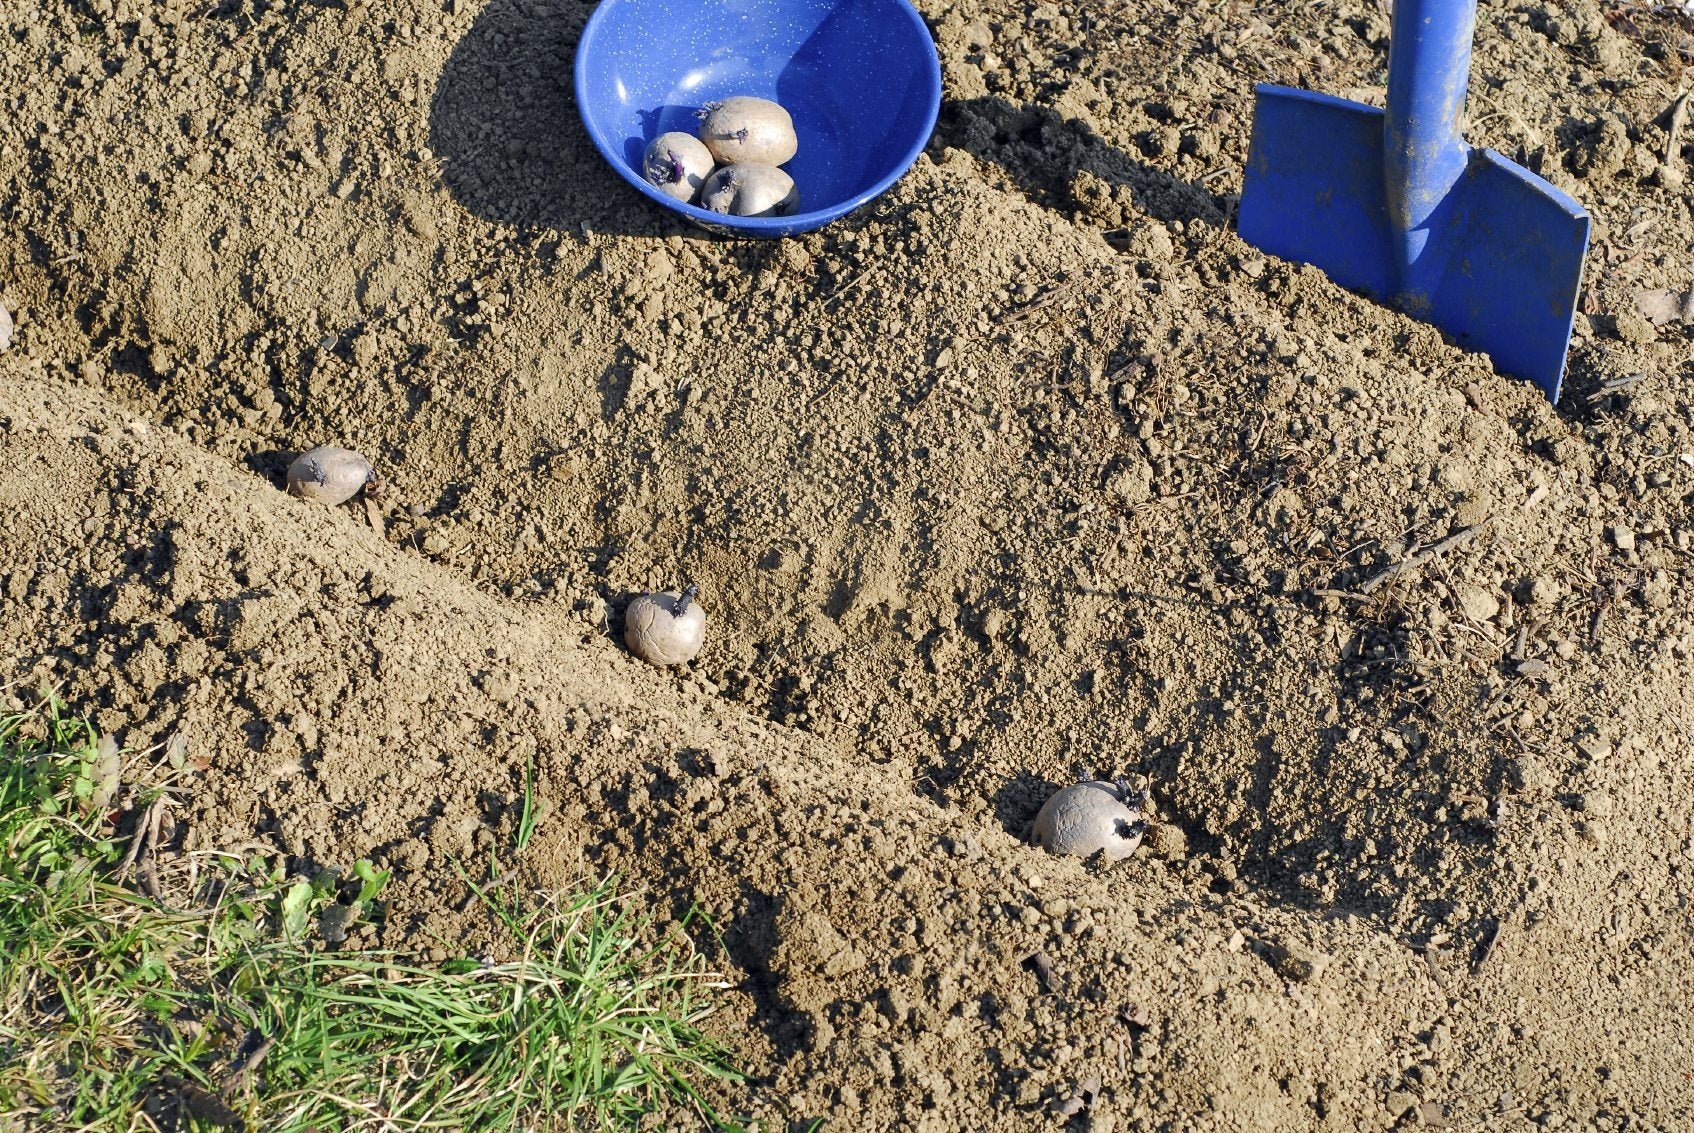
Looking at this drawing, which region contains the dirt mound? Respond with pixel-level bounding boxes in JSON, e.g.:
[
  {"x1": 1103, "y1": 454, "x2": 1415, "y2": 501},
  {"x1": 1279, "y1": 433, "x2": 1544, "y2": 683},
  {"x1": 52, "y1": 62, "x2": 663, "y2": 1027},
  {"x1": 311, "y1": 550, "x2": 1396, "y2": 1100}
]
[{"x1": 4, "y1": 0, "x2": 1694, "y2": 1125}]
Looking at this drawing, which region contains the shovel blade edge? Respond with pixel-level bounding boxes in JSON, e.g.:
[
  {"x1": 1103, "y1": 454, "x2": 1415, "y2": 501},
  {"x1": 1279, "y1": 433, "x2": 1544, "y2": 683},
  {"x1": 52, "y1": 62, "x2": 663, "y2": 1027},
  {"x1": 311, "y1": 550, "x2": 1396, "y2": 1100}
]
[
  {"x1": 1410, "y1": 149, "x2": 1590, "y2": 403},
  {"x1": 1239, "y1": 86, "x2": 1396, "y2": 301},
  {"x1": 1239, "y1": 84, "x2": 1591, "y2": 402}
]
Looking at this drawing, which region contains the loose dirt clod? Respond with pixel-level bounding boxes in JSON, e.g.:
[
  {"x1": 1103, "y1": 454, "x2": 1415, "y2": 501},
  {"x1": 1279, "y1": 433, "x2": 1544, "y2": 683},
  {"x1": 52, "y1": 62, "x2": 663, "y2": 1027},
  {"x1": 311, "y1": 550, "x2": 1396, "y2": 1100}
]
[
  {"x1": 1033, "y1": 779, "x2": 1145, "y2": 862},
  {"x1": 285, "y1": 446, "x2": 377, "y2": 506},
  {"x1": 623, "y1": 585, "x2": 707, "y2": 666},
  {"x1": 696, "y1": 97, "x2": 797, "y2": 166}
]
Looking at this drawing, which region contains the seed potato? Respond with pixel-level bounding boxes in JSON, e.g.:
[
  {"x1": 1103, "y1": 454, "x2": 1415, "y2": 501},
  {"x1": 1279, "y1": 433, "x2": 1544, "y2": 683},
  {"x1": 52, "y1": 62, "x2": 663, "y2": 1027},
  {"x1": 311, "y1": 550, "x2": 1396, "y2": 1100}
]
[
  {"x1": 1033, "y1": 780, "x2": 1145, "y2": 862},
  {"x1": 641, "y1": 132, "x2": 715, "y2": 203},
  {"x1": 624, "y1": 586, "x2": 707, "y2": 667},
  {"x1": 699, "y1": 163, "x2": 799, "y2": 218},
  {"x1": 286, "y1": 445, "x2": 376, "y2": 506},
  {"x1": 696, "y1": 96, "x2": 797, "y2": 166}
]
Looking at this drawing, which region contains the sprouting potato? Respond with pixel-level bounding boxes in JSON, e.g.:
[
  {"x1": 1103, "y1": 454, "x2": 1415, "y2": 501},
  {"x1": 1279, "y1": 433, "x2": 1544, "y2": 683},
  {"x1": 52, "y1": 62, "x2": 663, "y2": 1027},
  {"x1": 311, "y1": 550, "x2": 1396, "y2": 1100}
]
[
  {"x1": 1033, "y1": 777, "x2": 1146, "y2": 863},
  {"x1": 624, "y1": 584, "x2": 707, "y2": 667},
  {"x1": 286, "y1": 445, "x2": 377, "y2": 506},
  {"x1": 699, "y1": 163, "x2": 799, "y2": 218},
  {"x1": 641, "y1": 132, "x2": 715, "y2": 203},
  {"x1": 696, "y1": 97, "x2": 797, "y2": 166}
]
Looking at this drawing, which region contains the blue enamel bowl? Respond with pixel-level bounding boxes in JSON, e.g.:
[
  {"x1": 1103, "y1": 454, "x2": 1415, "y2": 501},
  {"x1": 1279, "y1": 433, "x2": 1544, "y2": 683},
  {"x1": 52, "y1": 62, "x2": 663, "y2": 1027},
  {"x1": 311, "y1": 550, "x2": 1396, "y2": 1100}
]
[{"x1": 574, "y1": 0, "x2": 942, "y2": 237}]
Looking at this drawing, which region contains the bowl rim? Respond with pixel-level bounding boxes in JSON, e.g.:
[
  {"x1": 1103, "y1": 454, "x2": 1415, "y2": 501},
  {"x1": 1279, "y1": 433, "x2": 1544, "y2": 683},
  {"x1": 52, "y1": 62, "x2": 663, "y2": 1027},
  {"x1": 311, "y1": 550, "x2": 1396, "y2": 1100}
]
[{"x1": 572, "y1": 0, "x2": 942, "y2": 236}]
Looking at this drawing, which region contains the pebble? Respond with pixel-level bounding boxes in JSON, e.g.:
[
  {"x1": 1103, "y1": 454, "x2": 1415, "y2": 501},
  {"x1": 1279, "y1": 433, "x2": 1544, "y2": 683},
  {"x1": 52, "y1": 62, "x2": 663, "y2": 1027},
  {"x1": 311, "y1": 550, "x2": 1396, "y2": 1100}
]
[
  {"x1": 1611, "y1": 525, "x2": 1636, "y2": 552},
  {"x1": 0, "y1": 301, "x2": 11, "y2": 351},
  {"x1": 1457, "y1": 586, "x2": 1499, "y2": 622},
  {"x1": 1575, "y1": 734, "x2": 1612, "y2": 762}
]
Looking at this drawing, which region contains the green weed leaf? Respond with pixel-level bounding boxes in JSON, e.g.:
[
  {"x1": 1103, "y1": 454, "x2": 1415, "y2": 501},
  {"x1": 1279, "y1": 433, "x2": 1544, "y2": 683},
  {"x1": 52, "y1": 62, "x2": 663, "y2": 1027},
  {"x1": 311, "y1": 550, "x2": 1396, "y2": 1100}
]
[
  {"x1": 280, "y1": 880, "x2": 314, "y2": 939},
  {"x1": 351, "y1": 859, "x2": 389, "y2": 905}
]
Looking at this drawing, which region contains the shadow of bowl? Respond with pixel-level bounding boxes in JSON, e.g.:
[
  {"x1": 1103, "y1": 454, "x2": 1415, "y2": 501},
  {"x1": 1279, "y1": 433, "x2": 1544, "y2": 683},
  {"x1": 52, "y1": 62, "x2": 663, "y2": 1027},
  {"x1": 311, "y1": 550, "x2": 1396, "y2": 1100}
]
[{"x1": 574, "y1": 0, "x2": 941, "y2": 237}]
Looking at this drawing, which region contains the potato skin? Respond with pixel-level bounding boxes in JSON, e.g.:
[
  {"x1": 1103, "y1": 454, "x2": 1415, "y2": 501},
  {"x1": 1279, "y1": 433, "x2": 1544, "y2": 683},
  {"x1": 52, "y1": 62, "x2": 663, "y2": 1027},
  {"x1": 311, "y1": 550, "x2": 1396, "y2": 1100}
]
[
  {"x1": 286, "y1": 446, "x2": 375, "y2": 506},
  {"x1": 697, "y1": 97, "x2": 797, "y2": 166},
  {"x1": 1033, "y1": 782, "x2": 1145, "y2": 862},
  {"x1": 699, "y1": 163, "x2": 799, "y2": 218},
  {"x1": 624, "y1": 591, "x2": 707, "y2": 666},
  {"x1": 642, "y1": 132, "x2": 715, "y2": 203}
]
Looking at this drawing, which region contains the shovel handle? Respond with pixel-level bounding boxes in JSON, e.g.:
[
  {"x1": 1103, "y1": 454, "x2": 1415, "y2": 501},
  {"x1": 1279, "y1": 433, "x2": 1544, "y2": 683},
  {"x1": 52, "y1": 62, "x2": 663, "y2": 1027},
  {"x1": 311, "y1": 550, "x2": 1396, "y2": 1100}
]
[{"x1": 1384, "y1": 0, "x2": 1476, "y2": 236}]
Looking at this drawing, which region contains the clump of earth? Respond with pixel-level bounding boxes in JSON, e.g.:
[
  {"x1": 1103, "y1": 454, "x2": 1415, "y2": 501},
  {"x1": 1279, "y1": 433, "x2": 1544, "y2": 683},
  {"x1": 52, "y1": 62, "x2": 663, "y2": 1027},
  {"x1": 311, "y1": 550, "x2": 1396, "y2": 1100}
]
[{"x1": 3, "y1": 0, "x2": 1693, "y2": 1127}]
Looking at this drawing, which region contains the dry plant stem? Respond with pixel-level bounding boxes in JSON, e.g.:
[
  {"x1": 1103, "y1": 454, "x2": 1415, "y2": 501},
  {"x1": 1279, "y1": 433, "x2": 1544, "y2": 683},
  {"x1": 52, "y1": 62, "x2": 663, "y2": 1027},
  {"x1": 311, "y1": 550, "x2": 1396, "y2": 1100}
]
[
  {"x1": 1472, "y1": 917, "x2": 1507, "y2": 975},
  {"x1": 115, "y1": 797, "x2": 166, "y2": 888},
  {"x1": 1666, "y1": 89, "x2": 1689, "y2": 168},
  {"x1": 138, "y1": 801, "x2": 165, "y2": 896},
  {"x1": 1356, "y1": 520, "x2": 1492, "y2": 595},
  {"x1": 222, "y1": 1035, "x2": 277, "y2": 1094},
  {"x1": 363, "y1": 495, "x2": 385, "y2": 537}
]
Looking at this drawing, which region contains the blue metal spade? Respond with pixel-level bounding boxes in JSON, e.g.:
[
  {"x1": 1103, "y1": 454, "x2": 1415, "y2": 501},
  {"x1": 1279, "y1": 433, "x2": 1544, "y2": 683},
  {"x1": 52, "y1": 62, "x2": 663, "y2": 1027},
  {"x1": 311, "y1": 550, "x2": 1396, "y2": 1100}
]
[{"x1": 1238, "y1": 0, "x2": 1591, "y2": 401}]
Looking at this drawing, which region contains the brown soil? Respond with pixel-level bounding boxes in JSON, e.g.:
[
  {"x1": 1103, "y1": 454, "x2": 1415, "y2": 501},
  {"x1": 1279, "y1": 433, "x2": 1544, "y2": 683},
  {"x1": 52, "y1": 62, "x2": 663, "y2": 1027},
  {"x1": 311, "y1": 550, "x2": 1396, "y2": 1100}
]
[{"x1": 4, "y1": 0, "x2": 1694, "y2": 1127}]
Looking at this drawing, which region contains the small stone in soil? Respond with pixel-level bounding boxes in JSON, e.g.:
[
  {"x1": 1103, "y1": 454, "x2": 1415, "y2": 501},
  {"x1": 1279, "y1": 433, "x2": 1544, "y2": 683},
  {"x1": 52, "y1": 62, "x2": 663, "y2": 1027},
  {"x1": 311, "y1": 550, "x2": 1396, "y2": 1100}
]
[
  {"x1": 1457, "y1": 586, "x2": 1500, "y2": 622},
  {"x1": 1022, "y1": 949, "x2": 1059, "y2": 993}
]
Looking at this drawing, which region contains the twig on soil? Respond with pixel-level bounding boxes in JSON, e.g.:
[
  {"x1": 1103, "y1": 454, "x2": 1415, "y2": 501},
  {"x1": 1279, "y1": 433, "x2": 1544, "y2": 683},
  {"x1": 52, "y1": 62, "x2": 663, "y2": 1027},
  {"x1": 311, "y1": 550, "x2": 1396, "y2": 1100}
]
[
  {"x1": 1419, "y1": 944, "x2": 1451, "y2": 989},
  {"x1": 1357, "y1": 520, "x2": 1491, "y2": 595},
  {"x1": 1668, "y1": 713, "x2": 1694, "y2": 754},
  {"x1": 1590, "y1": 584, "x2": 1615, "y2": 642},
  {"x1": 115, "y1": 799, "x2": 158, "y2": 882},
  {"x1": 116, "y1": 797, "x2": 168, "y2": 892},
  {"x1": 222, "y1": 1034, "x2": 277, "y2": 1094},
  {"x1": 994, "y1": 273, "x2": 1082, "y2": 327},
  {"x1": 807, "y1": 373, "x2": 845, "y2": 407},
  {"x1": 820, "y1": 264, "x2": 877, "y2": 311},
  {"x1": 1665, "y1": 88, "x2": 1689, "y2": 169},
  {"x1": 1471, "y1": 915, "x2": 1508, "y2": 975},
  {"x1": 138, "y1": 801, "x2": 166, "y2": 896},
  {"x1": 1589, "y1": 373, "x2": 1648, "y2": 404}
]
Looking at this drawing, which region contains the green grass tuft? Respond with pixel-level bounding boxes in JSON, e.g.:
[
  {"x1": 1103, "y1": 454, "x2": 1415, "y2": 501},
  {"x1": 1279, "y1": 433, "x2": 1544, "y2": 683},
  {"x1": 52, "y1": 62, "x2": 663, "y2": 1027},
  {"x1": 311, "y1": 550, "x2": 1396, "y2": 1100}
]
[{"x1": 0, "y1": 688, "x2": 746, "y2": 1131}]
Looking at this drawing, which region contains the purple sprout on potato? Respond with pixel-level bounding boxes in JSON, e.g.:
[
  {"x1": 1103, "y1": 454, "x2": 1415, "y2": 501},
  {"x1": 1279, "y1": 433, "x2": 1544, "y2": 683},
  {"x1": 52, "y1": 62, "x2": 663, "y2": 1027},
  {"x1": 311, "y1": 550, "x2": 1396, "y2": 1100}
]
[{"x1": 641, "y1": 132, "x2": 714, "y2": 204}]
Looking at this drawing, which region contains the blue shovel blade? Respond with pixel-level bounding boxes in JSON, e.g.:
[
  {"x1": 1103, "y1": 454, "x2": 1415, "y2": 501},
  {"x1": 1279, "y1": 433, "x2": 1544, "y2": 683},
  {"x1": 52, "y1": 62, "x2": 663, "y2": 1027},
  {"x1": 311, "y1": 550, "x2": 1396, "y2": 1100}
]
[{"x1": 1239, "y1": 85, "x2": 1590, "y2": 402}]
